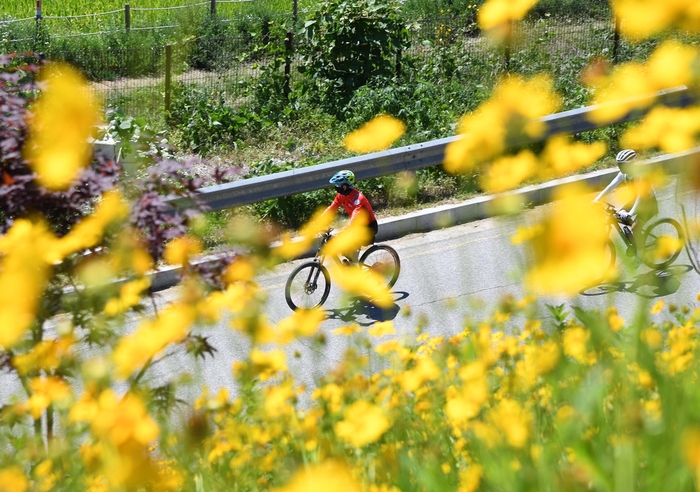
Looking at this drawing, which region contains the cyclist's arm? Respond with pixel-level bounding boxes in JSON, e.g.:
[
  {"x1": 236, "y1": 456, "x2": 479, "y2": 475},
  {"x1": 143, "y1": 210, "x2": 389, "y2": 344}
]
[
  {"x1": 323, "y1": 194, "x2": 342, "y2": 215},
  {"x1": 349, "y1": 194, "x2": 375, "y2": 223},
  {"x1": 628, "y1": 195, "x2": 641, "y2": 216},
  {"x1": 593, "y1": 172, "x2": 625, "y2": 203}
]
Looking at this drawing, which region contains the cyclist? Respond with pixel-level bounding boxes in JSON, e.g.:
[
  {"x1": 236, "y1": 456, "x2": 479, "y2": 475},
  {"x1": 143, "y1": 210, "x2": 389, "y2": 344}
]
[
  {"x1": 593, "y1": 149, "x2": 658, "y2": 240},
  {"x1": 323, "y1": 169, "x2": 378, "y2": 264}
]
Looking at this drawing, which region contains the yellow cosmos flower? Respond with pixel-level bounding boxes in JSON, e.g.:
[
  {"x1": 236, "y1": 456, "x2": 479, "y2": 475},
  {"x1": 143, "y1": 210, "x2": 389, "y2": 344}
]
[
  {"x1": 540, "y1": 136, "x2": 607, "y2": 177},
  {"x1": 607, "y1": 307, "x2": 625, "y2": 331},
  {"x1": 563, "y1": 326, "x2": 596, "y2": 365},
  {"x1": 264, "y1": 381, "x2": 295, "y2": 418},
  {"x1": 275, "y1": 307, "x2": 326, "y2": 344},
  {"x1": 12, "y1": 336, "x2": 74, "y2": 376},
  {"x1": 26, "y1": 62, "x2": 102, "y2": 190},
  {"x1": 275, "y1": 208, "x2": 336, "y2": 260},
  {"x1": 25, "y1": 376, "x2": 72, "y2": 418},
  {"x1": 368, "y1": 320, "x2": 395, "y2": 337},
  {"x1": 224, "y1": 256, "x2": 256, "y2": 284},
  {"x1": 344, "y1": 114, "x2": 406, "y2": 153},
  {"x1": 521, "y1": 183, "x2": 612, "y2": 295},
  {"x1": 329, "y1": 262, "x2": 393, "y2": 308},
  {"x1": 113, "y1": 303, "x2": 197, "y2": 378},
  {"x1": 0, "y1": 220, "x2": 56, "y2": 348},
  {"x1": 334, "y1": 400, "x2": 392, "y2": 447},
  {"x1": 682, "y1": 426, "x2": 700, "y2": 472},
  {"x1": 480, "y1": 150, "x2": 537, "y2": 193},
  {"x1": 622, "y1": 106, "x2": 700, "y2": 154},
  {"x1": 650, "y1": 300, "x2": 664, "y2": 315},
  {"x1": 104, "y1": 277, "x2": 151, "y2": 317},
  {"x1": 487, "y1": 398, "x2": 533, "y2": 448},
  {"x1": 334, "y1": 324, "x2": 362, "y2": 336},
  {"x1": 458, "y1": 464, "x2": 483, "y2": 492},
  {"x1": 478, "y1": 0, "x2": 538, "y2": 30},
  {"x1": 0, "y1": 467, "x2": 29, "y2": 492},
  {"x1": 398, "y1": 357, "x2": 441, "y2": 392},
  {"x1": 163, "y1": 236, "x2": 203, "y2": 266},
  {"x1": 273, "y1": 460, "x2": 363, "y2": 492},
  {"x1": 613, "y1": 0, "x2": 700, "y2": 41},
  {"x1": 445, "y1": 74, "x2": 559, "y2": 174},
  {"x1": 249, "y1": 348, "x2": 288, "y2": 381},
  {"x1": 321, "y1": 214, "x2": 372, "y2": 258}
]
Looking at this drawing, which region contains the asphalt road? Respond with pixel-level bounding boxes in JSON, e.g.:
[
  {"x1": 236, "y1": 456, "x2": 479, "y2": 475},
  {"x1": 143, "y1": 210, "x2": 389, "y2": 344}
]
[{"x1": 3, "y1": 180, "x2": 700, "y2": 408}]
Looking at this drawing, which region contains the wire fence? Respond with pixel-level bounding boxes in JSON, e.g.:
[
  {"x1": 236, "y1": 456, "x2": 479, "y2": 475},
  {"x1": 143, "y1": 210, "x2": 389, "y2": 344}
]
[{"x1": 4, "y1": 3, "x2": 696, "y2": 120}]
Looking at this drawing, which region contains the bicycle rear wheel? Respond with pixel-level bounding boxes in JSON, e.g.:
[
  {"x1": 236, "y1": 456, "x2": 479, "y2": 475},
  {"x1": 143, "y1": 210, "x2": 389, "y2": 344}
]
[
  {"x1": 640, "y1": 218, "x2": 684, "y2": 269},
  {"x1": 359, "y1": 244, "x2": 401, "y2": 288},
  {"x1": 285, "y1": 262, "x2": 331, "y2": 310}
]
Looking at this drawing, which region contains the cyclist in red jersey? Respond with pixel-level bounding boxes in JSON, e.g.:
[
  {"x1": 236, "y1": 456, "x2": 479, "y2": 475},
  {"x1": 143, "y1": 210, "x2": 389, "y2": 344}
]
[{"x1": 324, "y1": 169, "x2": 379, "y2": 263}]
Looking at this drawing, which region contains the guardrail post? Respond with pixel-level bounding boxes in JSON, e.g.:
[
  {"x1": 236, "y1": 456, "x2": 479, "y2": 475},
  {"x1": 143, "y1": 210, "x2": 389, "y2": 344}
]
[
  {"x1": 210, "y1": 0, "x2": 216, "y2": 16},
  {"x1": 125, "y1": 4, "x2": 131, "y2": 32},
  {"x1": 165, "y1": 44, "x2": 172, "y2": 113}
]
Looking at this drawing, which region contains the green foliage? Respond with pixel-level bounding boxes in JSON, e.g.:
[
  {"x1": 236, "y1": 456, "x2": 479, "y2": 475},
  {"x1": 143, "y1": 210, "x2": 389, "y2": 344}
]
[
  {"x1": 298, "y1": 0, "x2": 410, "y2": 113},
  {"x1": 168, "y1": 82, "x2": 262, "y2": 155}
]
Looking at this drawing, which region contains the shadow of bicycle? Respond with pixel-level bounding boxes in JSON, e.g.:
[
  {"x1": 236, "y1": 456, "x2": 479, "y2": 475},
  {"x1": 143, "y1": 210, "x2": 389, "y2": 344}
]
[
  {"x1": 325, "y1": 291, "x2": 409, "y2": 325},
  {"x1": 580, "y1": 264, "x2": 693, "y2": 298}
]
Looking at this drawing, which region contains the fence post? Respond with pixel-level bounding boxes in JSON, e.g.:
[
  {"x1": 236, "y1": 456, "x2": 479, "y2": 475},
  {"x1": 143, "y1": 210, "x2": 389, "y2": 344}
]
[
  {"x1": 165, "y1": 44, "x2": 172, "y2": 113},
  {"x1": 210, "y1": 0, "x2": 216, "y2": 16},
  {"x1": 125, "y1": 4, "x2": 131, "y2": 32},
  {"x1": 612, "y1": 14, "x2": 620, "y2": 64},
  {"x1": 504, "y1": 19, "x2": 513, "y2": 74},
  {"x1": 34, "y1": 0, "x2": 42, "y2": 47},
  {"x1": 284, "y1": 31, "x2": 292, "y2": 98}
]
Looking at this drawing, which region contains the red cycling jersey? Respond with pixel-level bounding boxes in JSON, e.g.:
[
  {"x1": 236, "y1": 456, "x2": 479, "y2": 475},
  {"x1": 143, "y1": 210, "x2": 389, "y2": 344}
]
[{"x1": 326, "y1": 189, "x2": 377, "y2": 224}]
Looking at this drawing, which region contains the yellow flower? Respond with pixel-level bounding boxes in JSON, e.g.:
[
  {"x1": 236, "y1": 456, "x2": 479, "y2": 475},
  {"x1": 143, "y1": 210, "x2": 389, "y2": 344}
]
[
  {"x1": 104, "y1": 277, "x2": 151, "y2": 317},
  {"x1": 113, "y1": 303, "x2": 197, "y2": 378},
  {"x1": 273, "y1": 460, "x2": 363, "y2": 492},
  {"x1": 12, "y1": 335, "x2": 74, "y2": 376},
  {"x1": 398, "y1": 357, "x2": 441, "y2": 392},
  {"x1": 540, "y1": 136, "x2": 607, "y2": 177},
  {"x1": 163, "y1": 236, "x2": 203, "y2": 266},
  {"x1": 650, "y1": 300, "x2": 664, "y2": 315},
  {"x1": 275, "y1": 208, "x2": 336, "y2": 260},
  {"x1": 334, "y1": 324, "x2": 362, "y2": 335},
  {"x1": 445, "y1": 362, "x2": 488, "y2": 422},
  {"x1": 0, "y1": 220, "x2": 55, "y2": 348},
  {"x1": 521, "y1": 183, "x2": 612, "y2": 295},
  {"x1": 344, "y1": 114, "x2": 406, "y2": 153},
  {"x1": 329, "y1": 262, "x2": 393, "y2": 308},
  {"x1": 445, "y1": 74, "x2": 559, "y2": 174},
  {"x1": 264, "y1": 381, "x2": 295, "y2": 418},
  {"x1": 479, "y1": 150, "x2": 537, "y2": 193},
  {"x1": 25, "y1": 62, "x2": 102, "y2": 190},
  {"x1": 275, "y1": 307, "x2": 326, "y2": 343},
  {"x1": 0, "y1": 467, "x2": 29, "y2": 492},
  {"x1": 224, "y1": 256, "x2": 256, "y2": 284},
  {"x1": 249, "y1": 349, "x2": 288, "y2": 381},
  {"x1": 458, "y1": 464, "x2": 483, "y2": 492},
  {"x1": 334, "y1": 400, "x2": 392, "y2": 447},
  {"x1": 478, "y1": 0, "x2": 538, "y2": 30},
  {"x1": 612, "y1": 0, "x2": 700, "y2": 41},
  {"x1": 321, "y1": 214, "x2": 372, "y2": 258},
  {"x1": 487, "y1": 398, "x2": 532, "y2": 448},
  {"x1": 368, "y1": 320, "x2": 395, "y2": 337},
  {"x1": 622, "y1": 106, "x2": 700, "y2": 154},
  {"x1": 25, "y1": 376, "x2": 72, "y2": 419},
  {"x1": 682, "y1": 426, "x2": 700, "y2": 471},
  {"x1": 563, "y1": 326, "x2": 596, "y2": 365},
  {"x1": 607, "y1": 307, "x2": 625, "y2": 331}
]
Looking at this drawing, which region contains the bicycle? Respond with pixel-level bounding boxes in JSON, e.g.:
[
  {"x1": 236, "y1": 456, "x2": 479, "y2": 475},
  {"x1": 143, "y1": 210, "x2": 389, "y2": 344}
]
[
  {"x1": 594, "y1": 202, "x2": 684, "y2": 282},
  {"x1": 284, "y1": 229, "x2": 401, "y2": 311}
]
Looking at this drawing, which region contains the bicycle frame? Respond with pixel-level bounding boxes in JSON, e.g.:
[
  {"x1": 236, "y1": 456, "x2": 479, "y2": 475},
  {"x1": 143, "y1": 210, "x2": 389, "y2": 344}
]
[{"x1": 601, "y1": 202, "x2": 637, "y2": 254}]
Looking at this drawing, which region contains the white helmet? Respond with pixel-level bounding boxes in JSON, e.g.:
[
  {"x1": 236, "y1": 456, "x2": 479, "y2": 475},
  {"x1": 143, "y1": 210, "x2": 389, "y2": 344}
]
[{"x1": 615, "y1": 149, "x2": 637, "y2": 163}]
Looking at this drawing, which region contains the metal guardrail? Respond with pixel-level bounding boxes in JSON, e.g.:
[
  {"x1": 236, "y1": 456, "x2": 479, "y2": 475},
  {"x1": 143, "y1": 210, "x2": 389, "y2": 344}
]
[{"x1": 165, "y1": 86, "x2": 699, "y2": 212}]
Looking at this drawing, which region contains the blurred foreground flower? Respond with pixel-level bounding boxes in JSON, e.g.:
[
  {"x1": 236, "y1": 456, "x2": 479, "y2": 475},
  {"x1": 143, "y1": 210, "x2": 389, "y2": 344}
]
[
  {"x1": 478, "y1": 0, "x2": 537, "y2": 31},
  {"x1": 588, "y1": 41, "x2": 699, "y2": 124},
  {"x1": 25, "y1": 62, "x2": 102, "y2": 190},
  {"x1": 344, "y1": 114, "x2": 406, "y2": 153},
  {"x1": 445, "y1": 75, "x2": 560, "y2": 174},
  {"x1": 273, "y1": 460, "x2": 363, "y2": 492},
  {"x1": 612, "y1": 0, "x2": 700, "y2": 41},
  {"x1": 514, "y1": 183, "x2": 611, "y2": 295},
  {"x1": 334, "y1": 400, "x2": 392, "y2": 447}
]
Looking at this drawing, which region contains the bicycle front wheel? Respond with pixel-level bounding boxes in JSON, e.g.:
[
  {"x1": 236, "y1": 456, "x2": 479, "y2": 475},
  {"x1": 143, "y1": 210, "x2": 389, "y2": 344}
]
[
  {"x1": 359, "y1": 244, "x2": 401, "y2": 288},
  {"x1": 285, "y1": 262, "x2": 331, "y2": 310},
  {"x1": 640, "y1": 218, "x2": 684, "y2": 269}
]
